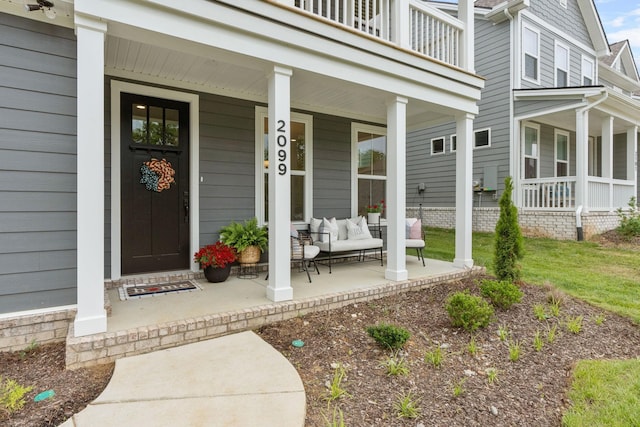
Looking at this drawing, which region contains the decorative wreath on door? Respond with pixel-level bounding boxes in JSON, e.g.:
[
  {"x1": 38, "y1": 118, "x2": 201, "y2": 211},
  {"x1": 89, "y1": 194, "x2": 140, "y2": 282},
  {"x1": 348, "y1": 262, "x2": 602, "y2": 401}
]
[{"x1": 140, "y1": 158, "x2": 176, "y2": 192}]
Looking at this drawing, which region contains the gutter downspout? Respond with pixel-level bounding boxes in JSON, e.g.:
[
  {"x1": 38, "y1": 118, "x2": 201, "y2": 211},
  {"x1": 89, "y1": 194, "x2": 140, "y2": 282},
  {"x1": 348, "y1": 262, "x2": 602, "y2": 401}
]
[{"x1": 575, "y1": 90, "x2": 608, "y2": 240}]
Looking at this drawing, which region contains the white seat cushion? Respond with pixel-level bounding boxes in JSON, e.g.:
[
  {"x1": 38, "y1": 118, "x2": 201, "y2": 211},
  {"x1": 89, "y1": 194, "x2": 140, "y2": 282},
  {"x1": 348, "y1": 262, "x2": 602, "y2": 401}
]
[
  {"x1": 405, "y1": 238, "x2": 425, "y2": 249},
  {"x1": 303, "y1": 245, "x2": 320, "y2": 259}
]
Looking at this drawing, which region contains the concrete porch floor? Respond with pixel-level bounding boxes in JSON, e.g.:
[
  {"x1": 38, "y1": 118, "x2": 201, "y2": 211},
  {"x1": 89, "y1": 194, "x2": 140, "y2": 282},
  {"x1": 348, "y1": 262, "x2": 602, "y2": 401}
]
[{"x1": 66, "y1": 256, "x2": 481, "y2": 368}]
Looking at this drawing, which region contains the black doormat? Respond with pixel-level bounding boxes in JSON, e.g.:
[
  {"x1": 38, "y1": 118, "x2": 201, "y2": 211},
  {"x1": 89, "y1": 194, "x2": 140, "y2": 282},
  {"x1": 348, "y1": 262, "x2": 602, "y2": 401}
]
[{"x1": 118, "y1": 281, "x2": 202, "y2": 301}]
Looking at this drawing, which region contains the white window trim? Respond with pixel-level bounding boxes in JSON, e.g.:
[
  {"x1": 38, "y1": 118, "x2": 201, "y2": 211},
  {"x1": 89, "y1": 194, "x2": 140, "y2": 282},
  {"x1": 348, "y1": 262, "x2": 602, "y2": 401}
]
[
  {"x1": 522, "y1": 122, "x2": 540, "y2": 179},
  {"x1": 254, "y1": 106, "x2": 313, "y2": 225},
  {"x1": 581, "y1": 55, "x2": 595, "y2": 86},
  {"x1": 554, "y1": 129, "x2": 570, "y2": 177},
  {"x1": 351, "y1": 122, "x2": 387, "y2": 217},
  {"x1": 430, "y1": 136, "x2": 445, "y2": 155},
  {"x1": 554, "y1": 41, "x2": 570, "y2": 87},
  {"x1": 450, "y1": 134, "x2": 457, "y2": 153},
  {"x1": 522, "y1": 24, "x2": 541, "y2": 85},
  {"x1": 473, "y1": 128, "x2": 491, "y2": 149}
]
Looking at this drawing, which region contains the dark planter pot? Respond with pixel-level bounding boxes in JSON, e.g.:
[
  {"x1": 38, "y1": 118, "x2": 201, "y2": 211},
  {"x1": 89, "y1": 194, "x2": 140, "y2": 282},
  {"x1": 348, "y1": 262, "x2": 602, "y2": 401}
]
[{"x1": 203, "y1": 264, "x2": 232, "y2": 283}]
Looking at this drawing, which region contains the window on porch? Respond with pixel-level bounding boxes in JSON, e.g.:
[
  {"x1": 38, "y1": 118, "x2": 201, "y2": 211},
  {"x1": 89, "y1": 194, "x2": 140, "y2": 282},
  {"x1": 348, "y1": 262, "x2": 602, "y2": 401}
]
[
  {"x1": 523, "y1": 124, "x2": 540, "y2": 179},
  {"x1": 555, "y1": 129, "x2": 569, "y2": 177},
  {"x1": 354, "y1": 124, "x2": 387, "y2": 217},
  {"x1": 256, "y1": 108, "x2": 313, "y2": 223}
]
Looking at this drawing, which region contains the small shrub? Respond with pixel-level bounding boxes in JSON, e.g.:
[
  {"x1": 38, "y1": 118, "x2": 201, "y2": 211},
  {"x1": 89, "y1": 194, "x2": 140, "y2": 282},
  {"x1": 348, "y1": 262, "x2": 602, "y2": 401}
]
[
  {"x1": 322, "y1": 405, "x2": 346, "y2": 427},
  {"x1": 393, "y1": 391, "x2": 421, "y2": 419},
  {"x1": 445, "y1": 291, "x2": 494, "y2": 332},
  {"x1": 424, "y1": 347, "x2": 444, "y2": 368},
  {"x1": 547, "y1": 324, "x2": 559, "y2": 343},
  {"x1": 365, "y1": 323, "x2": 410, "y2": 350},
  {"x1": 616, "y1": 197, "x2": 640, "y2": 238},
  {"x1": 493, "y1": 176, "x2": 524, "y2": 281},
  {"x1": 480, "y1": 279, "x2": 523, "y2": 309},
  {"x1": 0, "y1": 377, "x2": 33, "y2": 416},
  {"x1": 594, "y1": 313, "x2": 606, "y2": 325}
]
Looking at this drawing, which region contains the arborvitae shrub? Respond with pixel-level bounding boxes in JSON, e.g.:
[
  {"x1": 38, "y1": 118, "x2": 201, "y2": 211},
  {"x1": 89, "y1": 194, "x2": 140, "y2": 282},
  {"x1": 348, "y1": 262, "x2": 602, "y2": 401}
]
[
  {"x1": 493, "y1": 176, "x2": 524, "y2": 282},
  {"x1": 365, "y1": 323, "x2": 410, "y2": 350},
  {"x1": 480, "y1": 279, "x2": 523, "y2": 309},
  {"x1": 445, "y1": 291, "x2": 494, "y2": 332}
]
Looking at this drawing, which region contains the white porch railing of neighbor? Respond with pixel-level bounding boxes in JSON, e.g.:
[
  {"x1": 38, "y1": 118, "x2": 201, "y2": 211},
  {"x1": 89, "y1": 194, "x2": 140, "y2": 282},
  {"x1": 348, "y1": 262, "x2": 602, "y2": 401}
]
[
  {"x1": 588, "y1": 177, "x2": 636, "y2": 211},
  {"x1": 521, "y1": 178, "x2": 576, "y2": 210},
  {"x1": 293, "y1": 0, "x2": 463, "y2": 68}
]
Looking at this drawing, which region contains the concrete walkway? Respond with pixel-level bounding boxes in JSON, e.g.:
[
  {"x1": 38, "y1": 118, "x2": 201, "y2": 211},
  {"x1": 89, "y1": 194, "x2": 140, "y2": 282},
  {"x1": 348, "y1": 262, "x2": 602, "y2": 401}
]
[{"x1": 60, "y1": 332, "x2": 306, "y2": 427}]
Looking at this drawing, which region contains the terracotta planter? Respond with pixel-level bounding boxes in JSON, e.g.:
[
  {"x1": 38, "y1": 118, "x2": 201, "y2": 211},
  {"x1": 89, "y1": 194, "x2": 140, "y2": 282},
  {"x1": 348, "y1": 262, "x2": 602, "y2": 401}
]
[{"x1": 203, "y1": 264, "x2": 232, "y2": 283}]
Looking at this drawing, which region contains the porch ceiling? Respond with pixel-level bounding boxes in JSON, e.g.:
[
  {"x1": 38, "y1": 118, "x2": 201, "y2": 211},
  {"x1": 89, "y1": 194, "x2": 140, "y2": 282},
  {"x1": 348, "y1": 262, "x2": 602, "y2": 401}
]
[
  {"x1": 105, "y1": 36, "x2": 457, "y2": 129},
  {"x1": 526, "y1": 108, "x2": 636, "y2": 135}
]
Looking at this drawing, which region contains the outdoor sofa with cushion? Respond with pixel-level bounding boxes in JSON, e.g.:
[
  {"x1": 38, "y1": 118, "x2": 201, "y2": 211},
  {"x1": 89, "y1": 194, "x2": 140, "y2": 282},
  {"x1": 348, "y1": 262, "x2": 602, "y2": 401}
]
[{"x1": 309, "y1": 216, "x2": 383, "y2": 273}]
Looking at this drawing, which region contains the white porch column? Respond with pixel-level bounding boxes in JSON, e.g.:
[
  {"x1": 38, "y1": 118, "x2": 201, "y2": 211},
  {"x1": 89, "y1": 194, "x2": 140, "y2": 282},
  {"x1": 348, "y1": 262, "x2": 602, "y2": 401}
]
[
  {"x1": 454, "y1": 113, "x2": 474, "y2": 268},
  {"x1": 74, "y1": 15, "x2": 107, "y2": 337},
  {"x1": 626, "y1": 126, "x2": 638, "y2": 182},
  {"x1": 266, "y1": 66, "x2": 294, "y2": 302},
  {"x1": 459, "y1": 0, "x2": 475, "y2": 72},
  {"x1": 385, "y1": 96, "x2": 408, "y2": 282},
  {"x1": 575, "y1": 109, "x2": 589, "y2": 211},
  {"x1": 601, "y1": 116, "x2": 613, "y2": 179}
]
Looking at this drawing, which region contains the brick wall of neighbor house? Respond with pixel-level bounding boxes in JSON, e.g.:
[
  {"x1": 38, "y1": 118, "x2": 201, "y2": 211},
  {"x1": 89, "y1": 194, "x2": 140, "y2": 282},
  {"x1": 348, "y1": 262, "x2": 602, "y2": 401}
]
[{"x1": 409, "y1": 207, "x2": 620, "y2": 240}]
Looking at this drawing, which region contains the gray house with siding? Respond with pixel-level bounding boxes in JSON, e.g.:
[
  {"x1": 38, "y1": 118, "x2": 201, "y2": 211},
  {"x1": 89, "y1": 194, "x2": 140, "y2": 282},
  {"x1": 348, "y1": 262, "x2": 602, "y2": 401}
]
[
  {"x1": 0, "y1": 0, "x2": 484, "y2": 357},
  {"x1": 408, "y1": 0, "x2": 640, "y2": 240}
]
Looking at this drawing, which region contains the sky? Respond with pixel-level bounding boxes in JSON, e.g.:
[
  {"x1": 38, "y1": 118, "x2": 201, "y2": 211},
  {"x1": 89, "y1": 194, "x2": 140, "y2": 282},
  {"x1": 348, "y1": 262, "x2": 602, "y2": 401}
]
[{"x1": 595, "y1": 0, "x2": 640, "y2": 69}]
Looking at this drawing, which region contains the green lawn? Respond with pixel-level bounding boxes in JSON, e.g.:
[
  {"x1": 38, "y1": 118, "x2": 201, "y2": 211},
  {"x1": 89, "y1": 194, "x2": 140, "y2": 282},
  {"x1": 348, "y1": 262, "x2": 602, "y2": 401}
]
[
  {"x1": 423, "y1": 227, "x2": 640, "y2": 323},
  {"x1": 423, "y1": 227, "x2": 640, "y2": 425}
]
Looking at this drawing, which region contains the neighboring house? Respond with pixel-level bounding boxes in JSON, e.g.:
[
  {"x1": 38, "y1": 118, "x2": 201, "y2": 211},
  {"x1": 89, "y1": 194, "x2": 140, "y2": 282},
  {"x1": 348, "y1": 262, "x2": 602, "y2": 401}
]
[
  {"x1": 407, "y1": 0, "x2": 640, "y2": 240},
  {"x1": 0, "y1": 0, "x2": 483, "y2": 349}
]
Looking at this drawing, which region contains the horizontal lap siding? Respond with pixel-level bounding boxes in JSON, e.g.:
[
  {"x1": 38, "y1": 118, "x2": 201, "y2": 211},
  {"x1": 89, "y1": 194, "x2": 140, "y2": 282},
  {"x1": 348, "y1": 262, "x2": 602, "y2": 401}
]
[
  {"x1": 0, "y1": 13, "x2": 77, "y2": 313},
  {"x1": 406, "y1": 18, "x2": 511, "y2": 208},
  {"x1": 199, "y1": 95, "x2": 257, "y2": 244}
]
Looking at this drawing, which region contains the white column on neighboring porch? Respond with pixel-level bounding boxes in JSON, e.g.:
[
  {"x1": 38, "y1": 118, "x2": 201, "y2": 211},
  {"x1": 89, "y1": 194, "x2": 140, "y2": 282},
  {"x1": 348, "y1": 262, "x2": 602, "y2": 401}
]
[
  {"x1": 601, "y1": 116, "x2": 614, "y2": 210},
  {"x1": 575, "y1": 109, "x2": 589, "y2": 211},
  {"x1": 385, "y1": 96, "x2": 408, "y2": 282},
  {"x1": 459, "y1": 0, "x2": 475, "y2": 72},
  {"x1": 454, "y1": 113, "x2": 474, "y2": 268},
  {"x1": 626, "y1": 126, "x2": 638, "y2": 183},
  {"x1": 266, "y1": 66, "x2": 294, "y2": 302},
  {"x1": 74, "y1": 15, "x2": 107, "y2": 337},
  {"x1": 392, "y1": 0, "x2": 410, "y2": 49}
]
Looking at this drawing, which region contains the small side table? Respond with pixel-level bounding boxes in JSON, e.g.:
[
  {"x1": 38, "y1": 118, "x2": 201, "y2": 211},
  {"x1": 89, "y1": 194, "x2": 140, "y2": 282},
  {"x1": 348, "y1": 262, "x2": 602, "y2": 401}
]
[{"x1": 238, "y1": 263, "x2": 258, "y2": 279}]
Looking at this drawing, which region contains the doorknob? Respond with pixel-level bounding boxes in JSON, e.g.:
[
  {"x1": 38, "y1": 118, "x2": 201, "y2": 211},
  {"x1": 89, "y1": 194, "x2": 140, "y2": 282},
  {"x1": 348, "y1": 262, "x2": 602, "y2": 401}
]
[{"x1": 183, "y1": 191, "x2": 189, "y2": 223}]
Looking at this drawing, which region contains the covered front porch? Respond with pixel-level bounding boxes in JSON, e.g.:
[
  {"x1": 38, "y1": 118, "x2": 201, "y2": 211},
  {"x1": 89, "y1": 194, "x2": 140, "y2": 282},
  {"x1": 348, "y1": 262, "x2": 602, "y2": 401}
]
[
  {"x1": 70, "y1": 0, "x2": 483, "y2": 340},
  {"x1": 66, "y1": 257, "x2": 481, "y2": 368},
  {"x1": 514, "y1": 87, "x2": 639, "y2": 212}
]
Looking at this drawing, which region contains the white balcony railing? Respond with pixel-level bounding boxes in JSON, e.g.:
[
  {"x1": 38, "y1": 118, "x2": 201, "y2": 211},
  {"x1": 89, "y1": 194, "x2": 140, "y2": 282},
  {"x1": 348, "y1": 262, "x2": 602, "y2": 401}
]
[
  {"x1": 521, "y1": 178, "x2": 576, "y2": 210},
  {"x1": 293, "y1": 0, "x2": 464, "y2": 68},
  {"x1": 521, "y1": 177, "x2": 636, "y2": 211}
]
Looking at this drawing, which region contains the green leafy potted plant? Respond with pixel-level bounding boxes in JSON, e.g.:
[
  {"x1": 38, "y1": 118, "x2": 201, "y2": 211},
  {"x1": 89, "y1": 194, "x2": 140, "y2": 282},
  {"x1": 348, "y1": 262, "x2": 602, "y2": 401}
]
[
  {"x1": 193, "y1": 241, "x2": 237, "y2": 282},
  {"x1": 219, "y1": 217, "x2": 268, "y2": 264}
]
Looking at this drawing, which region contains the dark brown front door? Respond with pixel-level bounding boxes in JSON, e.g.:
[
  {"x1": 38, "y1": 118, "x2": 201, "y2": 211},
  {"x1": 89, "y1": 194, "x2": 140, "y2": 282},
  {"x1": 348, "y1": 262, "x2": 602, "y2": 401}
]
[{"x1": 121, "y1": 93, "x2": 190, "y2": 274}]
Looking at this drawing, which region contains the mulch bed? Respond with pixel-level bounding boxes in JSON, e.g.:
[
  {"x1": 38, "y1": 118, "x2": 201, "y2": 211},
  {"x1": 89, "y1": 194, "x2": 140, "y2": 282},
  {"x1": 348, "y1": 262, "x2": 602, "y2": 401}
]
[{"x1": 257, "y1": 276, "x2": 640, "y2": 426}]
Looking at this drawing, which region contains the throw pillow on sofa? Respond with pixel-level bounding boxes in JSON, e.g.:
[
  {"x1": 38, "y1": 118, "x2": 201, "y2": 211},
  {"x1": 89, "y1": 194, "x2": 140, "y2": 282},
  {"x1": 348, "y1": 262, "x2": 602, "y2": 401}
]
[
  {"x1": 346, "y1": 217, "x2": 372, "y2": 240},
  {"x1": 319, "y1": 217, "x2": 339, "y2": 242}
]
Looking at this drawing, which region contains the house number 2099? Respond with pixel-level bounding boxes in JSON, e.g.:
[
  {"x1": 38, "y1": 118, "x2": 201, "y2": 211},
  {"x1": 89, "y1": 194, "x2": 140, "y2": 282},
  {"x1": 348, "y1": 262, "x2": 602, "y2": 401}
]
[{"x1": 276, "y1": 119, "x2": 287, "y2": 175}]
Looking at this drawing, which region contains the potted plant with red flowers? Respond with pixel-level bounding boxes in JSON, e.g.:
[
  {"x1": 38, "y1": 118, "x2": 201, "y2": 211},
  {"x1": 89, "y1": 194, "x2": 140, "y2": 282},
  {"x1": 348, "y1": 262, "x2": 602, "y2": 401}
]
[
  {"x1": 194, "y1": 241, "x2": 237, "y2": 283},
  {"x1": 366, "y1": 200, "x2": 385, "y2": 224}
]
